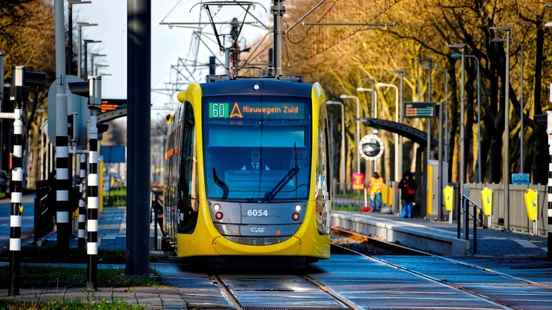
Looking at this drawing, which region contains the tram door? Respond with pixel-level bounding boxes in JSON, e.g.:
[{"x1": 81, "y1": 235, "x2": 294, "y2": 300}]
[{"x1": 177, "y1": 102, "x2": 199, "y2": 235}]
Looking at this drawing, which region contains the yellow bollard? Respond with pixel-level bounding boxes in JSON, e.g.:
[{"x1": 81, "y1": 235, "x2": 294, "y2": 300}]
[
  {"x1": 524, "y1": 189, "x2": 538, "y2": 235},
  {"x1": 443, "y1": 185, "x2": 454, "y2": 223},
  {"x1": 481, "y1": 187, "x2": 493, "y2": 228}
]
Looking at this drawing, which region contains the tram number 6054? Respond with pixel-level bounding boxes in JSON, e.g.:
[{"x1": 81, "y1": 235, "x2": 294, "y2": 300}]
[{"x1": 247, "y1": 209, "x2": 269, "y2": 217}]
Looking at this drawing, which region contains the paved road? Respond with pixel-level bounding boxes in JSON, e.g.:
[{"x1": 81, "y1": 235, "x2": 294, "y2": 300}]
[{"x1": 0, "y1": 195, "x2": 35, "y2": 250}]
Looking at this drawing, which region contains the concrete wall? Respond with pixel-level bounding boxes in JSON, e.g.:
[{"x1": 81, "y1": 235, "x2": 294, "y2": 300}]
[{"x1": 464, "y1": 183, "x2": 547, "y2": 236}]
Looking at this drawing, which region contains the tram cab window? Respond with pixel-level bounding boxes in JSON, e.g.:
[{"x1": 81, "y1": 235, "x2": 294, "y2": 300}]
[
  {"x1": 203, "y1": 96, "x2": 311, "y2": 202},
  {"x1": 178, "y1": 103, "x2": 198, "y2": 233}
]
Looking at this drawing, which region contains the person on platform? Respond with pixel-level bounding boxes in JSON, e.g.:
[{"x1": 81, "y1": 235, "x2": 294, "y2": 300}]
[
  {"x1": 151, "y1": 190, "x2": 165, "y2": 236},
  {"x1": 369, "y1": 172, "x2": 384, "y2": 212},
  {"x1": 399, "y1": 172, "x2": 417, "y2": 218}
]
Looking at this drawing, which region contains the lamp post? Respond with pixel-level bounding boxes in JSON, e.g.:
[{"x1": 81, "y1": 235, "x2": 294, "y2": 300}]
[
  {"x1": 339, "y1": 95, "x2": 360, "y2": 175},
  {"x1": 449, "y1": 43, "x2": 466, "y2": 237},
  {"x1": 94, "y1": 63, "x2": 109, "y2": 76},
  {"x1": 83, "y1": 39, "x2": 102, "y2": 79},
  {"x1": 357, "y1": 86, "x2": 377, "y2": 174},
  {"x1": 68, "y1": 1, "x2": 92, "y2": 74},
  {"x1": 519, "y1": 47, "x2": 524, "y2": 173},
  {"x1": 90, "y1": 53, "x2": 106, "y2": 77},
  {"x1": 375, "y1": 82, "x2": 401, "y2": 183},
  {"x1": 326, "y1": 101, "x2": 345, "y2": 193},
  {"x1": 77, "y1": 22, "x2": 98, "y2": 78},
  {"x1": 451, "y1": 53, "x2": 482, "y2": 183},
  {"x1": 491, "y1": 26, "x2": 512, "y2": 230}
]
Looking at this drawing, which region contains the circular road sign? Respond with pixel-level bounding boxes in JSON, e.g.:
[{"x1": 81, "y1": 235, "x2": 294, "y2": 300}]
[{"x1": 359, "y1": 134, "x2": 384, "y2": 161}]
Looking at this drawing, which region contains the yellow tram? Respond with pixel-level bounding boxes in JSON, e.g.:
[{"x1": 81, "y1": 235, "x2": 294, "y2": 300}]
[{"x1": 163, "y1": 78, "x2": 331, "y2": 261}]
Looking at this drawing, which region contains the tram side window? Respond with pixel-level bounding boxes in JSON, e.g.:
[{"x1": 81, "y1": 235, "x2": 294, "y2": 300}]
[
  {"x1": 317, "y1": 115, "x2": 329, "y2": 195},
  {"x1": 316, "y1": 109, "x2": 331, "y2": 234},
  {"x1": 178, "y1": 103, "x2": 198, "y2": 233}
]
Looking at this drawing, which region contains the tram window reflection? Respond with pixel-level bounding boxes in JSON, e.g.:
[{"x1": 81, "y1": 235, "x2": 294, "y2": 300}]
[{"x1": 204, "y1": 118, "x2": 311, "y2": 201}]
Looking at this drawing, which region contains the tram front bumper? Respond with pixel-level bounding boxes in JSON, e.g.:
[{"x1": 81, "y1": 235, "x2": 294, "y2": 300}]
[{"x1": 212, "y1": 235, "x2": 303, "y2": 256}]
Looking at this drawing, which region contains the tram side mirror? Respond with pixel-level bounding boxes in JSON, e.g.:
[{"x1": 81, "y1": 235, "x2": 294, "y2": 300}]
[{"x1": 177, "y1": 91, "x2": 186, "y2": 104}]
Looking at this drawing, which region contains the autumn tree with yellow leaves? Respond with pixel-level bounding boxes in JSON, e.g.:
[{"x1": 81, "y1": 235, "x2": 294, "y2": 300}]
[{"x1": 282, "y1": 0, "x2": 552, "y2": 189}]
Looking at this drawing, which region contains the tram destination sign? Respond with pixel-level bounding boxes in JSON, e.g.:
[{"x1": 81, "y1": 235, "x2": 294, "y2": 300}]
[
  {"x1": 208, "y1": 101, "x2": 305, "y2": 120},
  {"x1": 404, "y1": 102, "x2": 436, "y2": 118}
]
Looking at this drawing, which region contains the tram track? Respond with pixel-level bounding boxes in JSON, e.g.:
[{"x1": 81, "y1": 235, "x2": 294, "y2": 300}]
[
  {"x1": 211, "y1": 272, "x2": 360, "y2": 310},
  {"x1": 333, "y1": 227, "x2": 552, "y2": 290},
  {"x1": 332, "y1": 242, "x2": 514, "y2": 310}
]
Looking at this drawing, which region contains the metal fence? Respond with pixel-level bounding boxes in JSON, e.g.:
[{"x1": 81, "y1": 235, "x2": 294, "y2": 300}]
[{"x1": 464, "y1": 183, "x2": 547, "y2": 236}]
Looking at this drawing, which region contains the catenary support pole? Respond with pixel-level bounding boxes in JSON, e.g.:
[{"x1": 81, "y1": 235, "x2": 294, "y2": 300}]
[
  {"x1": 127, "y1": 0, "x2": 151, "y2": 275},
  {"x1": 0, "y1": 52, "x2": 4, "y2": 168},
  {"x1": 272, "y1": 0, "x2": 285, "y2": 77},
  {"x1": 78, "y1": 153, "x2": 86, "y2": 249},
  {"x1": 503, "y1": 30, "x2": 511, "y2": 230},
  {"x1": 547, "y1": 111, "x2": 552, "y2": 259},
  {"x1": 520, "y1": 48, "x2": 524, "y2": 173},
  {"x1": 438, "y1": 72, "x2": 446, "y2": 221},
  {"x1": 67, "y1": 1, "x2": 73, "y2": 74},
  {"x1": 54, "y1": 0, "x2": 70, "y2": 251},
  {"x1": 86, "y1": 76, "x2": 99, "y2": 289},
  {"x1": 460, "y1": 48, "x2": 465, "y2": 224},
  {"x1": 8, "y1": 66, "x2": 24, "y2": 296}
]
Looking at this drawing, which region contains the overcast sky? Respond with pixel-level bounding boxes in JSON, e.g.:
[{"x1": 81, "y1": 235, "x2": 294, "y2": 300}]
[{"x1": 74, "y1": 0, "x2": 272, "y2": 119}]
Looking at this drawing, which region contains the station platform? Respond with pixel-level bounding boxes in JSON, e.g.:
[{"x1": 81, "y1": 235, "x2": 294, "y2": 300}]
[{"x1": 331, "y1": 210, "x2": 548, "y2": 257}]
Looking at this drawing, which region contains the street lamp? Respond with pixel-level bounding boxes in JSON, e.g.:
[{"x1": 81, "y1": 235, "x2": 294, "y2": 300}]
[
  {"x1": 326, "y1": 100, "x2": 346, "y2": 194},
  {"x1": 90, "y1": 53, "x2": 107, "y2": 77},
  {"x1": 357, "y1": 87, "x2": 378, "y2": 120},
  {"x1": 490, "y1": 26, "x2": 512, "y2": 230},
  {"x1": 94, "y1": 63, "x2": 109, "y2": 76},
  {"x1": 77, "y1": 22, "x2": 98, "y2": 78},
  {"x1": 83, "y1": 39, "x2": 102, "y2": 78},
  {"x1": 448, "y1": 42, "x2": 465, "y2": 238},
  {"x1": 357, "y1": 86, "x2": 378, "y2": 175},
  {"x1": 68, "y1": 1, "x2": 92, "y2": 74},
  {"x1": 339, "y1": 94, "x2": 361, "y2": 175},
  {"x1": 375, "y1": 82, "x2": 401, "y2": 183},
  {"x1": 451, "y1": 52, "x2": 482, "y2": 184}
]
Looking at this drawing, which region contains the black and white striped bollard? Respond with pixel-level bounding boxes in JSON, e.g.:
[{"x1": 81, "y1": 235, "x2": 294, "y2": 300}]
[
  {"x1": 78, "y1": 153, "x2": 87, "y2": 249},
  {"x1": 56, "y1": 90, "x2": 70, "y2": 250},
  {"x1": 86, "y1": 77, "x2": 99, "y2": 289},
  {"x1": 9, "y1": 66, "x2": 24, "y2": 296}
]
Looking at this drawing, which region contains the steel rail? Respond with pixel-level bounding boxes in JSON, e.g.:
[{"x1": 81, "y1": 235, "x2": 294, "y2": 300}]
[
  {"x1": 303, "y1": 275, "x2": 361, "y2": 310},
  {"x1": 332, "y1": 242, "x2": 514, "y2": 310},
  {"x1": 212, "y1": 274, "x2": 244, "y2": 310},
  {"x1": 333, "y1": 226, "x2": 552, "y2": 291},
  {"x1": 213, "y1": 271, "x2": 359, "y2": 309}
]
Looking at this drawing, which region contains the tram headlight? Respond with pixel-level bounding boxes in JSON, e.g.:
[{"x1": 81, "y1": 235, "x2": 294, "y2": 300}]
[
  {"x1": 213, "y1": 203, "x2": 221, "y2": 212},
  {"x1": 295, "y1": 205, "x2": 302, "y2": 212}
]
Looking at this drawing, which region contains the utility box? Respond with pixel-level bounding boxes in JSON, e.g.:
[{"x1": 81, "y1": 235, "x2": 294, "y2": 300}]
[
  {"x1": 426, "y1": 159, "x2": 449, "y2": 218},
  {"x1": 47, "y1": 75, "x2": 89, "y2": 148}
]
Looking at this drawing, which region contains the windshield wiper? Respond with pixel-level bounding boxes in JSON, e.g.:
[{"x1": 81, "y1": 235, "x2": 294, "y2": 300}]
[
  {"x1": 212, "y1": 168, "x2": 229, "y2": 199},
  {"x1": 263, "y1": 167, "x2": 299, "y2": 202}
]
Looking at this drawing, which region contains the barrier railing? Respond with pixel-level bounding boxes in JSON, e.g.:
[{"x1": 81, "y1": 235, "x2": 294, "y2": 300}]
[{"x1": 460, "y1": 193, "x2": 483, "y2": 255}]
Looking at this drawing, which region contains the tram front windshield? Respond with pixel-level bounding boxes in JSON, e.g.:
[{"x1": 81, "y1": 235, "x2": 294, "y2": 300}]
[{"x1": 203, "y1": 96, "x2": 311, "y2": 202}]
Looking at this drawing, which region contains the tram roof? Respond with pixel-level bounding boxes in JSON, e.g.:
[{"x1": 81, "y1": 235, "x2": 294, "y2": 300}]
[{"x1": 201, "y1": 78, "x2": 313, "y2": 98}]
